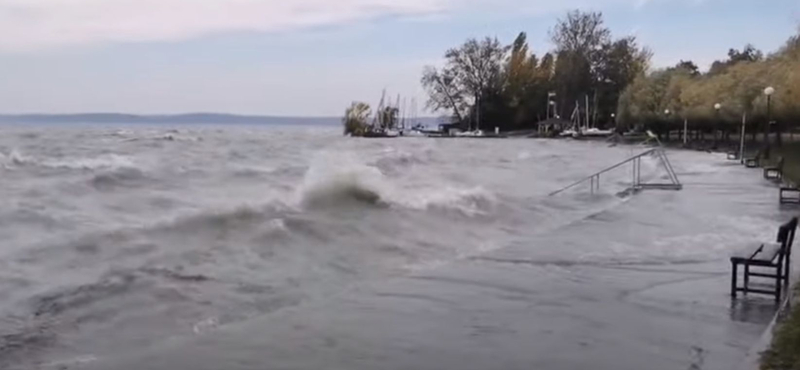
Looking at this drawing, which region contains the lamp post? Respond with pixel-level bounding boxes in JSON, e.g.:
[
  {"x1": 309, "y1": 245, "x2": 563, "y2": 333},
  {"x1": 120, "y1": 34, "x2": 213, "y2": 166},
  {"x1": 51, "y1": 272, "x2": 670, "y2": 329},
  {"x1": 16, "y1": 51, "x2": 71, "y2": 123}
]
[
  {"x1": 547, "y1": 92, "x2": 556, "y2": 120},
  {"x1": 740, "y1": 113, "x2": 747, "y2": 164},
  {"x1": 764, "y1": 87, "x2": 775, "y2": 149},
  {"x1": 664, "y1": 110, "x2": 672, "y2": 142},
  {"x1": 714, "y1": 103, "x2": 722, "y2": 149}
]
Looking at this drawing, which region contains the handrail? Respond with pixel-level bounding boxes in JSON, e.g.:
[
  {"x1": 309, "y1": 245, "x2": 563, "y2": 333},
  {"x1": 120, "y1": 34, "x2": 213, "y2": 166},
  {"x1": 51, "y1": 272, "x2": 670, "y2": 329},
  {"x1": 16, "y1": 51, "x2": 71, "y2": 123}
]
[
  {"x1": 549, "y1": 148, "x2": 659, "y2": 196},
  {"x1": 660, "y1": 151, "x2": 680, "y2": 185}
]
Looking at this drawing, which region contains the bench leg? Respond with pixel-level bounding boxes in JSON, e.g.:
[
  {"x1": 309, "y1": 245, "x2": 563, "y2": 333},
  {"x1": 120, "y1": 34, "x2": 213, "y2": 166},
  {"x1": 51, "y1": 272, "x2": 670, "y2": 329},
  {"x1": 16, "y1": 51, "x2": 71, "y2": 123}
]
[
  {"x1": 744, "y1": 264, "x2": 750, "y2": 293},
  {"x1": 785, "y1": 256, "x2": 791, "y2": 288},
  {"x1": 731, "y1": 262, "x2": 738, "y2": 297},
  {"x1": 776, "y1": 263, "x2": 783, "y2": 302}
]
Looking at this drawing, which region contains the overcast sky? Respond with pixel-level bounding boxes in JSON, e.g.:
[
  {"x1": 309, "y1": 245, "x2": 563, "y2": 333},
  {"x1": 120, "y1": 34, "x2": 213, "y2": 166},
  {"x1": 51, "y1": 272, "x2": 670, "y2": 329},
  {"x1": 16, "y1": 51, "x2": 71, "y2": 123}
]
[{"x1": 0, "y1": 0, "x2": 797, "y2": 116}]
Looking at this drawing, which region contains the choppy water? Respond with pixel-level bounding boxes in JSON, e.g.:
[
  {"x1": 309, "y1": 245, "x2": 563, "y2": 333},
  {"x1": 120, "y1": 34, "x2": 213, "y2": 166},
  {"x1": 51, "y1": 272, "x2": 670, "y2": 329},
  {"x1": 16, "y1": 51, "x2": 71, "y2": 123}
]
[{"x1": 0, "y1": 124, "x2": 771, "y2": 368}]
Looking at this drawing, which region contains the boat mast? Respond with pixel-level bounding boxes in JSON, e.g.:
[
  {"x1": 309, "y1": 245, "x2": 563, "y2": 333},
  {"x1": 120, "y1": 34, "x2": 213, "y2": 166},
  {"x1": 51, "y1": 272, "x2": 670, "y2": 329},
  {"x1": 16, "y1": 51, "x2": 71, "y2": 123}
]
[
  {"x1": 585, "y1": 94, "x2": 590, "y2": 131},
  {"x1": 373, "y1": 89, "x2": 386, "y2": 129},
  {"x1": 401, "y1": 97, "x2": 407, "y2": 130}
]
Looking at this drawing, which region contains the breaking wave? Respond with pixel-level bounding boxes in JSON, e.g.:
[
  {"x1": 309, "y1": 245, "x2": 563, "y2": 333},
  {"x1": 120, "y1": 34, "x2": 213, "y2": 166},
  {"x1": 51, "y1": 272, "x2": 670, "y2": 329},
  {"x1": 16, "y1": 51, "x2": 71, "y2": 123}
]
[
  {"x1": 298, "y1": 152, "x2": 496, "y2": 216},
  {"x1": 0, "y1": 150, "x2": 33, "y2": 168},
  {"x1": 44, "y1": 154, "x2": 137, "y2": 171},
  {"x1": 298, "y1": 153, "x2": 389, "y2": 208},
  {"x1": 0, "y1": 150, "x2": 139, "y2": 173},
  {"x1": 90, "y1": 167, "x2": 148, "y2": 190}
]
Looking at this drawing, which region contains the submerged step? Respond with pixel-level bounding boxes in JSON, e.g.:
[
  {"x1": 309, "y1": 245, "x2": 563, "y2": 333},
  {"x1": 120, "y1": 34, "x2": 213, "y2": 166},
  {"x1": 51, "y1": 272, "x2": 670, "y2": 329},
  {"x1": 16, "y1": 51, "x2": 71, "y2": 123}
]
[{"x1": 550, "y1": 148, "x2": 682, "y2": 196}]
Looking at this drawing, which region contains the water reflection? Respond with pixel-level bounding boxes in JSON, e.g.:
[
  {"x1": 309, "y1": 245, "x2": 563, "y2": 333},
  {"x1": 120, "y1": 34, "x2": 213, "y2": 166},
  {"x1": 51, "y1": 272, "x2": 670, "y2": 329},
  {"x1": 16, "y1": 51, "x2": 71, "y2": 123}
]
[{"x1": 729, "y1": 296, "x2": 780, "y2": 324}]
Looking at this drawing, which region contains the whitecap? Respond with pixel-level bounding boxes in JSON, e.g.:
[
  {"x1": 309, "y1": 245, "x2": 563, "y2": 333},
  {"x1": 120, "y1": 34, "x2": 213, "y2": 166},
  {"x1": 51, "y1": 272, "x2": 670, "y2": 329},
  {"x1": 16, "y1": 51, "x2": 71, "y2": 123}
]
[
  {"x1": 298, "y1": 152, "x2": 388, "y2": 207},
  {"x1": 43, "y1": 154, "x2": 137, "y2": 171}
]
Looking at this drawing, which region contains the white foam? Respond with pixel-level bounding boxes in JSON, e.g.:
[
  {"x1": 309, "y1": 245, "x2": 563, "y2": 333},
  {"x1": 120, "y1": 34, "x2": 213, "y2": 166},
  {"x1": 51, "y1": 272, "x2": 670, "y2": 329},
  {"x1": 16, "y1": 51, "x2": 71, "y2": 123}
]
[
  {"x1": 298, "y1": 152, "x2": 388, "y2": 207},
  {"x1": 193, "y1": 317, "x2": 219, "y2": 335},
  {"x1": 0, "y1": 150, "x2": 139, "y2": 172},
  {"x1": 298, "y1": 151, "x2": 496, "y2": 215},
  {"x1": 396, "y1": 186, "x2": 496, "y2": 216},
  {"x1": 0, "y1": 149, "x2": 34, "y2": 168},
  {"x1": 43, "y1": 154, "x2": 137, "y2": 171}
]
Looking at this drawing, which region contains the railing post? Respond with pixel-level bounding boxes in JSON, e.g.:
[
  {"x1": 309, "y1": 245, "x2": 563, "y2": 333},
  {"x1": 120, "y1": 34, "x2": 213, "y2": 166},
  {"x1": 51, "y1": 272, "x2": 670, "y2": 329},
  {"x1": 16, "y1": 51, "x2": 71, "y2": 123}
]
[{"x1": 549, "y1": 147, "x2": 681, "y2": 196}]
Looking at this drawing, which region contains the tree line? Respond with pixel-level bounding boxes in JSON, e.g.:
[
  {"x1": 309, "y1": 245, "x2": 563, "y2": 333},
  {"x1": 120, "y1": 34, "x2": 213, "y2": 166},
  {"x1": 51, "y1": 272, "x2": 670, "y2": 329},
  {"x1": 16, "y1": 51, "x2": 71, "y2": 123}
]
[
  {"x1": 344, "y1": 9, "x2": 799, "y2": 139},
  {"x1": 421, "y1": 10, "x2": 650, "y2": 132},
  {"x1": 618, "y1": 33, "x2": 800, "y2": 145}
]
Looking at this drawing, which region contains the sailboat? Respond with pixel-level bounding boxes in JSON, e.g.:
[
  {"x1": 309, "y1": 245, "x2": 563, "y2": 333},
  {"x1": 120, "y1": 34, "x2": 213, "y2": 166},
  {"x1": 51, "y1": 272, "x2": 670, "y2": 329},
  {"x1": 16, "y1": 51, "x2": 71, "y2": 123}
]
[
  {"x1": 560, "y1": 95, "x2": 613, "y2": 138},
  {"x1": 398, "y1": 98, "x2": 427, "y2": 137}
]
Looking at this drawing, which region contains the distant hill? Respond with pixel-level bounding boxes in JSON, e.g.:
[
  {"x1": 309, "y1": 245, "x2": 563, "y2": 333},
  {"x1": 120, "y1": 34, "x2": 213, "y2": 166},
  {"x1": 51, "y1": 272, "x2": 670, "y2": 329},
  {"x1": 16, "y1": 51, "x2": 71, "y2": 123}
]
[
  {"x1": 0, "y1": 113, "x2": 339, "y2": 125},
  {"x1": 0, "y1": 113, "x2": 444, "y2": 127}
]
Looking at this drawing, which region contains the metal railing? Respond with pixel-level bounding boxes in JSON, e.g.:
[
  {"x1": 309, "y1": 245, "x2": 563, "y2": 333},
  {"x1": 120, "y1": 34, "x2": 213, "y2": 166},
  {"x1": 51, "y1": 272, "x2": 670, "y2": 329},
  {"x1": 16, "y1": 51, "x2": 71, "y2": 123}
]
[{"x1": 549, "y1": 148, "x2": 682, "y2": 196}]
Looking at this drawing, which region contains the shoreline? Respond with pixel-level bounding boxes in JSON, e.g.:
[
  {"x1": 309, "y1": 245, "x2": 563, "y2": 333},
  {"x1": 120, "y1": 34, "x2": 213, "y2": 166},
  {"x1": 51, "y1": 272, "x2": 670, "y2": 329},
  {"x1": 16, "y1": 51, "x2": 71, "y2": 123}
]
[{"x1": 75, "y1": 143, "x2": 788, "y2": 370}]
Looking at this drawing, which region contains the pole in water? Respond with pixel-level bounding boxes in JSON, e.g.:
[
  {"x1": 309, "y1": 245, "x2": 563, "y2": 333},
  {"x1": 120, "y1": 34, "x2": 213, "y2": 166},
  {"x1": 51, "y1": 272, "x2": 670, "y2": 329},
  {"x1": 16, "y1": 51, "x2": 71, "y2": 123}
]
[
  {"x1": 585, "y1": 95, "x2": 590, "y2": 130},
  {"x1": 740, "y1": 113, "x2": 747, "y2": 164},
  {"x1": 683, "y1": 119, "x2": 688, "y2": 145}
]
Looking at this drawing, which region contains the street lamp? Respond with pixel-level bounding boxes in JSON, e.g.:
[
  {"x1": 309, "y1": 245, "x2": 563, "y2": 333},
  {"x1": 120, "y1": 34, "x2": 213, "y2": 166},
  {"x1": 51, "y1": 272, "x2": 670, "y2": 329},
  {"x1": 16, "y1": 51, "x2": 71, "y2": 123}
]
[
  {"x1": 547, "y1": 92, "x2": 557, "y2": 119},
  {"x1": 713, "y1": 104, "x2": 722, "y2": 149},
  {"x1": 764, "y1": 87, "x2": 775, "y2": 148}
]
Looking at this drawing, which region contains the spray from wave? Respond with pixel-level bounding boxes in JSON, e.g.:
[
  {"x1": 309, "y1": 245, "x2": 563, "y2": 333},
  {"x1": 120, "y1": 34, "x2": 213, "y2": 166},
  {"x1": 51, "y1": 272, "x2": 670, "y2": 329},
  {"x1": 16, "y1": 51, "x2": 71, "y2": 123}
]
[
  {"x1": 298, "y1": 153, "x2": 387, "y2": 208},
  {"x1": 0, "y1": 150, "x2": 138, "y2": 172},
  {"x1": 297, "y1": 152, "x2": 497, "y2": 216},
  {"x1": 44, "y1": 154, "x2": 137, "y2": 171},
  {"x1": 0, "y1": 150, "x2": 33, "y2": 168}
]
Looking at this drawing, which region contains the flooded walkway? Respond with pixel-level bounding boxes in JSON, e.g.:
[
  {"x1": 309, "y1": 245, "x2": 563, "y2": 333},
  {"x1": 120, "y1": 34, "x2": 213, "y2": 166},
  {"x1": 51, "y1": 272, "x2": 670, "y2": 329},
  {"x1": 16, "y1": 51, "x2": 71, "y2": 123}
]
[{"x1": 80, "y1": 151, "x2": 794, "y2": 370}]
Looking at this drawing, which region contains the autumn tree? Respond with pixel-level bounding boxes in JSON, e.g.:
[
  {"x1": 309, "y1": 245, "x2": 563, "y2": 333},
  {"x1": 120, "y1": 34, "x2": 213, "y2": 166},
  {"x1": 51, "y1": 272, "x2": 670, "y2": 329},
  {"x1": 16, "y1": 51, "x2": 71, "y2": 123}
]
[
  {"x1": 421, "y1": 67, "x2": 466, "y2": 123},
  {"x1": 422, "y1": 37, "x2": 507, "y2": 130},
  {"x1": 550, "y1": 10, "x2": 649, "y2": 126},
  {"x1": 342, "y1": 102, "x2": 372, "y2": 136},
  {"x1": 618, "y1": 27, "x2": 800, "y2": 145}
]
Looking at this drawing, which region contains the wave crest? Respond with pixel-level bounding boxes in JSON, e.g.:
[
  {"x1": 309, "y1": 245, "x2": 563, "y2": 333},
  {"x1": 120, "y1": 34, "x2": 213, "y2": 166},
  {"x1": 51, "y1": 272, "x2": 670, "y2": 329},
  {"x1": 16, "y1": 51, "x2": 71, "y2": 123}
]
[
  {"x1": 0, "y1": 150, "x2": 34, "y2": 168},
  {"x1": 298, "y1": 152, "x2": 496, "y2": 216},
  {"x1": 398, "y1": 187, "x2": 497, "y2": 217},
  {"x1": 0, "y1": 150, "x2": 140, "y2": 173},
  {"x1": 46, "y1": 154, "x2": 137, "y2": 171},
  {"x1": 298, "y1": 153, "x2": 387, "y2": 207},
  {"x1": 90, "y1": 167, "x2": 148, "y2": 190}
]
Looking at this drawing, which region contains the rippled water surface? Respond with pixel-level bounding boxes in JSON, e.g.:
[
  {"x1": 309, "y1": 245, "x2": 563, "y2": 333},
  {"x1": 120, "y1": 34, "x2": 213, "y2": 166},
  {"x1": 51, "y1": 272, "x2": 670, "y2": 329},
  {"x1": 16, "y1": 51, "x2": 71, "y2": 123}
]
[{"x1": 0, "y1": 124, "x2": 781, "y2": 369}]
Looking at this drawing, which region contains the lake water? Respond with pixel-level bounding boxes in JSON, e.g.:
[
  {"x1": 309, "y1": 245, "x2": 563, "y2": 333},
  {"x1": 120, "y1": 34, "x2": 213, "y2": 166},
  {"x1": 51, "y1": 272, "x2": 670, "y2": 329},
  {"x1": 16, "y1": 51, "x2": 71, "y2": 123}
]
[{"x1": 0, "y1": 124, "x2": 789, "y2": 369}]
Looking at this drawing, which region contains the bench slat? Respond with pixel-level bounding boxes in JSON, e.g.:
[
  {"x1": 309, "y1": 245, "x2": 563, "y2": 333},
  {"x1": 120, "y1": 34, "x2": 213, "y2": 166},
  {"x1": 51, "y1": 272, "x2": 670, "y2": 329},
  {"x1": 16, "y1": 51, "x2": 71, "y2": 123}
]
[
  {"x1": 748, "y1": 272, "x2": 781, "y2": 278},
  {"x1": 752, "y1": 243, "x2": 782, "y2": 263},
  {"x1": 735, "y1": 288, "x2": 778, "y2": 295},
  {"x1": 730, "y1": 243, "x2": 782, "y2": 263}
]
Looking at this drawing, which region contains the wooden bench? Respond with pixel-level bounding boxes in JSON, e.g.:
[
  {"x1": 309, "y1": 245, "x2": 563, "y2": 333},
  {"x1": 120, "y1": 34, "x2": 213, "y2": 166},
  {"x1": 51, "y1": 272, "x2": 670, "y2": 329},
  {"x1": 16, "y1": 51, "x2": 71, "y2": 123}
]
[
  {"x1": 744, "y1": 151, "x2": 761, "y2": 168},
  {"x1": 780, "y1": 187, "x2": 800, "y2": 204},
  {"x1": 730, "y1": 217, "x2": 797, "y2": 301},
  {"x1": 764, "y1": 156, "x2": 784, "y2": 180}
]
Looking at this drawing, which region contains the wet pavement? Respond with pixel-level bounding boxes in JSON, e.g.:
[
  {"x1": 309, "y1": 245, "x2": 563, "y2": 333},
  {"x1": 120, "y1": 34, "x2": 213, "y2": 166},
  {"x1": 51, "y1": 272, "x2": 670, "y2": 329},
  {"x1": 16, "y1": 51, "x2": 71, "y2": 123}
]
[{"x1": 78, "y1": 153, "x2": 796, "y2": 370}]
